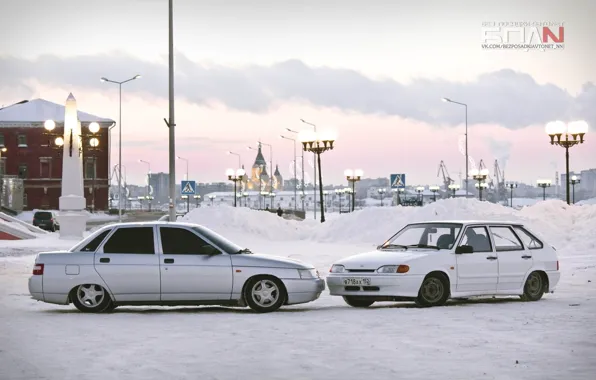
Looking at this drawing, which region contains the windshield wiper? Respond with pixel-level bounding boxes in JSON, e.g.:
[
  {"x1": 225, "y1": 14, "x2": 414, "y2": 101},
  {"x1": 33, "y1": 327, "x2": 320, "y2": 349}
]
[
  {"x1": 236, "y1": 248, "x2": 252, "y2": 254},
  {"x1": 406, "y1": 244, "x2": 441, "y2": 250},
  {"x1": 379, "y1": 244, "x2": 408, "y2": 250}
]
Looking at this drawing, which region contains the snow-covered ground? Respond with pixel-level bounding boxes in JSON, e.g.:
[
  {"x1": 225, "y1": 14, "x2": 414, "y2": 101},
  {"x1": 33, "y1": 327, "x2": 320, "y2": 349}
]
[{"x1": 1, "y1": 199, "x2": 595, "y2": 379}]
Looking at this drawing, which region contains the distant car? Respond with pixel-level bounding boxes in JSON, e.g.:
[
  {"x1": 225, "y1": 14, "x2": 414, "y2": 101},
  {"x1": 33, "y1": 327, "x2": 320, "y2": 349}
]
[
  {"x1": 327, "y1": 220, "x2": 560, "y2": 308},
  {"x1": 32, "y1": 211, "x2": 60, "y2": 232},
  {"x1": 28, "y1": 222, "x2": 324, "y2": 313}
]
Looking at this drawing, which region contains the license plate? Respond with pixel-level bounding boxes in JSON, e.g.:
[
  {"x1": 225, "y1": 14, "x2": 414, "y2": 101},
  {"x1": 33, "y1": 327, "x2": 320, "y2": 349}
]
[{"x1": 343, "y1": 277, "x2": 371, "y2": 286}]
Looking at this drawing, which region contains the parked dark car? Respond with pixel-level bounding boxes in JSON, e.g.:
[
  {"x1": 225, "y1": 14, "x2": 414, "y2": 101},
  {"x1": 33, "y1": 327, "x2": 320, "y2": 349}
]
[{"x1": 33, "y1": 211, "x2": 60, "y2": 232}]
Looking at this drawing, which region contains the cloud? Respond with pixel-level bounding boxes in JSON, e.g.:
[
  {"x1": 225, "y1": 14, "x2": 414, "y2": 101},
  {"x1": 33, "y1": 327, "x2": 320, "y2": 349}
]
[{"x1": 0, "y1": 52, "x2": 594, "y2": 129}]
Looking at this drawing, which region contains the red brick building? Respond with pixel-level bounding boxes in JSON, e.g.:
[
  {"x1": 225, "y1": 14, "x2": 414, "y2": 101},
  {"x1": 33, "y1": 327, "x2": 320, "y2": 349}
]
[{"x1": 0, "y1": 99, "x2": 114, "y2": 211}]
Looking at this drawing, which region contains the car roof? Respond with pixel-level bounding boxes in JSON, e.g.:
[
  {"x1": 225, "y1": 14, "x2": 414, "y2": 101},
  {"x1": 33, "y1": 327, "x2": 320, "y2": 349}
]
[
  {"x1": 98, "y1": 221, "x2": 199, "y2": 228},
  {"x1": 409, "y1": 220, "x2": 524, "y2": 226}
]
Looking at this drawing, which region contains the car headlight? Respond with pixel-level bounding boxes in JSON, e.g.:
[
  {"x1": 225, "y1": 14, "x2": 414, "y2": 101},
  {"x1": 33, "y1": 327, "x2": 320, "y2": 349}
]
[
  {"x1": 298, "y1": 269, "x2": 319, "y2": 279},
  {"x1": 330, "y1": 264, "x2": 346, "y2": 273},
  {"x1": 377, "y1": 265, "x2": 409, "y2": 273}
]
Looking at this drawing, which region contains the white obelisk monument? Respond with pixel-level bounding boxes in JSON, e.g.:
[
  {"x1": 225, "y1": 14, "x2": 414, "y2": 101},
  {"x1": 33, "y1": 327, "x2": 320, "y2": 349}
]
[{"x1": 58, "y1": 93, "x2": 88, "y2": 239}]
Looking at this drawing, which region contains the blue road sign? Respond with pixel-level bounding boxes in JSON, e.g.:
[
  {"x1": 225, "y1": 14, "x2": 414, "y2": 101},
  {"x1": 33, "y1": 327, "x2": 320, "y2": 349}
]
[
  {"x1": 181, "y1": 180, "x2": 196, "y2": 195},
  {"x1": 390, "y1": 174, "x2": 406, "y2": 189}
]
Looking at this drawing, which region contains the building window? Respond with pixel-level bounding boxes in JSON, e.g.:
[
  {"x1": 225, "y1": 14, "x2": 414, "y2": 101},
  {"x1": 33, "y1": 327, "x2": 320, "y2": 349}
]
[
  {"x1": 18, "y1": 163, "x2": 28, "y2": 178},
  {"x1": 85, "y1": 158, "x2": 96, "y2": 179},
  {"x1": 0, "y1": 133, "x2": 4, "y2": 147},
  {"x1": 40, "y1": 157, "x2": 52, "y2": 178},
  {"x1": 17, "y1": 134, "x2": 27, "y2": 147},
  {"x1": 0, "y1": 158, "x2": 5, "y2": 175}
]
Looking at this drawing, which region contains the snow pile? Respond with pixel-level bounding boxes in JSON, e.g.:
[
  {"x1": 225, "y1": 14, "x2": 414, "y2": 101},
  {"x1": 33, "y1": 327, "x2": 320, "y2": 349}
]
[
  {"x1": 577, "y1": 197, "x2": 596, "y2": 206},
  {"x1": 181, "y1": 199, "x2": 596, "y2": 250}
]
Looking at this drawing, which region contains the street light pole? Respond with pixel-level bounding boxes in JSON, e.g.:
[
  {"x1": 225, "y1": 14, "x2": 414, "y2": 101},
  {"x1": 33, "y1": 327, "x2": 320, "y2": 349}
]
[
  {"x1": 280, "y1": 135, "x2": 298, "y2": 210},
  {"x1": 227, "y1": 151, "x2": 241, "y2": 169},
  {"x1": 300, "y1": 119, "x2": 317, "y2": 220},
  {"x1": 299, "y1": 131, "x2": 334, "y2": 223},
  {"x1": 571, "y1": 175, "x2": 581, "y2": 204},
  {"x1": 429, "y1": 186, "x2": 440, "y2": 202},
  {"x1": 471, "y1": 169, "x2": 489, "y2": 201},
  {"x1": 167, "y1": 0, "x2": 177, "y2": 222},
  {"x1": 345, "y1": 169, "x2": 363, "y2": 212},
  {"x1": 442, "y1": 98, "x2": 468, "y2": 196},
  {"x1": 537, "y1": 179, "x2": 552, "y2": 201},
  {"x1": 227, "y1": 168, "x2": 245, "y2": 207},
  {"x1": 286, "y1": 128, "x2": 304, "y2": 211},
  {"x1": 506, "y1": 182, "x2": 517, "y2": 207},
  {"x1": 176, "y1": 156, "x2": 189, "y2": 180},
  {"x1": 100, "y1": 74, "x2": 141, "y2": 222}
]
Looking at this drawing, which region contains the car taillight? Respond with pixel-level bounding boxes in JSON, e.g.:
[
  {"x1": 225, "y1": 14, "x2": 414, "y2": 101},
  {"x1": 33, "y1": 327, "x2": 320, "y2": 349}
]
[
  {"x1": 33, "y1": 264, "x2": 44, "y2": 275},
  {"x1": 50, "y1": 218, "x2": 53, "y2": 222}
]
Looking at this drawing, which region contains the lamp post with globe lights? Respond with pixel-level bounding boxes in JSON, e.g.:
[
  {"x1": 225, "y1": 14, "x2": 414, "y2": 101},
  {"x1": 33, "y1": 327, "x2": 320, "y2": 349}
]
[
  {"x1": 378, "y1": 188, "x2": 387, "y2": 206},
  {"x1": 471, "y1": 168, "x2": 489, "y2": 201},
  {"x1": 226, "y1": 168, "x2": 245, "y2": 207},
  {"x1": 429, "y1": 185, "x2": 440, "y2": 202},
  {"x1": 537, "y1": 179, "x2": 551, "y2": 201},
  {"x1": 546, "y1": 120, "x2": 588, "y2": 205},
  {"x1": 506, "y1": 182, "x2": 518, "y2": 207},
  {"x1": 416, "y1": 186, "x2": 424, "y2": 205},
  {"x1": 571, "y1": 175, "x2": 581, "y2": 204},
  {"x1": 442, "y1": 97, "x2": 469, "y2": 195},
  {"x1": 208, "y1": 194, "x2": 216, "y2": 206},
  {"x1": 193, "y1": 194, "x2": 201, "y2": 208},
  {"x1": 448, "y1": 183, "x2": 460, "y2": 198},
  {"x1": 345, "y1": 169, "x2": 363, "y2": 212},
  {"x1": 100, "y1": 74, "x2": 141, "y2": 222},
  {"x1": 299, "y1": 130, "x2": 335, "y2": 223}
]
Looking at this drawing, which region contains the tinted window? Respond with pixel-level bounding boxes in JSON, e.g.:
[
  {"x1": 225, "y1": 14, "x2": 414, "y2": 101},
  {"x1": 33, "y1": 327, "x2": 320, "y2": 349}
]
[
  {"x1": 460, "y1": 226, "x2": 492, "y2": 253},
  {"x1": 490, "y1": 226, "x2": 523, "y2": 252},
  {"x1": 34, "y1": 212, "x2": 52, "y2": 220},
  {"x1": 103, "y1": 227, "x2": 155, "y2": 254},
  {"x1": 513, "y1": 226, "x2": 543, "y2": 249},
  {"x1": 81, "y1": 230, "x2": 111, "y2": 252},
  {"x1": 160, "y1": 227, "x2": 213, "y2": 254}
]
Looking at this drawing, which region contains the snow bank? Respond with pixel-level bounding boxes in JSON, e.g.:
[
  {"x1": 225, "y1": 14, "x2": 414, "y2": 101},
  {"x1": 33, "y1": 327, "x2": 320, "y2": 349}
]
[
  {"x1": 577, "y1": 197, "x2": 596, "y2": 206},
  {"x1": 181, "y1": 199, "x2": 596, "y2": 251}
]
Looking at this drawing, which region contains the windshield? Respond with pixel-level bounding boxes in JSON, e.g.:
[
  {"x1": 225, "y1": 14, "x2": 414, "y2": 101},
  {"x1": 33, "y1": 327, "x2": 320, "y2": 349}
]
[
  {"x1": 34, "y1": 212, "x2": 52, "y2": 220},
  {"x1": 380, "y1": 223, "x2": 463, "y2": 250},
  {"x1": 192, "y1": 226, "x2": 244, "y2": 254}
]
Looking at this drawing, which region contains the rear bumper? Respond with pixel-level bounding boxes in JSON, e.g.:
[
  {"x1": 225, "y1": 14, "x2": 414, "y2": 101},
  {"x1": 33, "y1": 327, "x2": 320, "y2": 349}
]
[
  {"x1": 546, "y1": 271, "x2": 561, "y2": 291},
  {"x1": 282, "y1": 278, "x2": 325, "y2": 305},
  {"x1": 326, "y1": 274, "x2": 424, "y2": 298},
  {"x1": 28, "y1": 275, "x2": 43, "y2": 301}
]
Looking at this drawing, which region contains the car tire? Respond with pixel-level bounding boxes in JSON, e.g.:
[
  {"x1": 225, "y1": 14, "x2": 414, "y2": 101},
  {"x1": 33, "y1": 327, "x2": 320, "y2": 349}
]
[
  {"x1": 51, "y1": 226, "x2": 56, "y2": 232},
  {"x1": 416, "y1": 274, "x2": 449, "y2": 307},
  {"x1": 244, "y1": 276, "x2": 286, "y2": 313},
  {"x1": 520, "y1": 271, "x2": 545, "y2": 302},
  {"x1": 343, "y1": 296, "x2": 375, "y2": 308},
  {"x1": 71, "y1": 284, "x2": 113, "y2": 313}
]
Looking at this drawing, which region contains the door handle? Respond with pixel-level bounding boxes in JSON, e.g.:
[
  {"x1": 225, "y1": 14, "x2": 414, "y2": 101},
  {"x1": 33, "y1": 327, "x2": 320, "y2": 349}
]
[
  {"x1": 164, "y1": 258, "x2": 174, "y2": 264},
  {"x1": 99, "y1": 258, "x2": 110, "y2": 263},
  {"x1": 521, "y1": 255, "x2": 532, "y2": 259},
  {"x1": 486, "y1": 256, "x2": 498, "y2": 261}
]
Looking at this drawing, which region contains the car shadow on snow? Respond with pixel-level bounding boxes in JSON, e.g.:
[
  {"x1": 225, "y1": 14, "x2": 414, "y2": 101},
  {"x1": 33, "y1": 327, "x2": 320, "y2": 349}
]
[{"x1": 370, "y1": 296, "x2": 525, "y2": 309}]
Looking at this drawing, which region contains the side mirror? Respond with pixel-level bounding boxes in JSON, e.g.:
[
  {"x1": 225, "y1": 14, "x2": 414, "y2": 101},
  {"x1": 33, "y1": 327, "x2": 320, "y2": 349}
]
[{"x1": 455, "y1": 245, "x2": 474, "y2": 254}]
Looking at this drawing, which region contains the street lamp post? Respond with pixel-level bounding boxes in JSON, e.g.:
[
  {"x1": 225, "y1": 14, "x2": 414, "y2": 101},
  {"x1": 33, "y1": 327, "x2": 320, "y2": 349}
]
[
  {"x1": 242, "y1": 191, "x2": 249, "y2": 207},
  {"x1": 227, "y1": 168, "x2": 245, "y2": 207},
  {"x1": 286, "y1": 129, "x2": 305, "y2": 212},
  {"x1": 227, "y1": 151, "x2": 241, "y2": 169},
  {"x1": 300, "y1": 119, "x2": 318, "y2": 220},
  {"x1": 442, "y1": 97, "x2": 468, "y2": 196},
  {"x1": 139, "y1": 159, "x2": 151, "y2": 211},
  {"x1": 193, "y1": 194, "x2": 201, "y2": 208},
  {"x1": 471, "y1": 168, "x2": 489, "y2": 201},
  {"x1": 176, "y1": 156, "x2": 189, "y2": 180},
  {"x1": 335, "y1": 189, "x2": 343, "y2": 213},
  {"x1": 571, "y1": 175, "x2": 581, "y2": 204},
  {"x1": 546, "y1": 120, "x2": 588, "y2": 205},
  {"x1": 270, "y1": 192, "x2": 276, "y2": 208},
  {"x1": 537, "y1": 179, "x2": 551, "y2": 201},
  {"x1": 429, "y1": 185, "x2": 440, "y2": 202},
  {"x1": 448, "y1": 184, "x2": 460, "y2": 198},
  {"x1": 299, "y1": 130, "x2": 334, "y2": 223},
  {"x1": 280, "y1": 135, "x2": 298, "y2": 211},
  {"x1": 416, "y1": 186, "x2": 424, "y2": 205},
  {"x1": 378, "y1": 188, "x2": 386, "y2": 206},
  {"x1": 101, "y1": 74, "x2": 141, "y2": 222},
  {"x1": 0, "y1": 147, "x2": 6, "y2": 207},
  {"x1": 323, "y1": 190, "x2": 329, "y2": 212},
  {"x1": 506, "y1": 182, "x2": 517, "y2": 207},
  {"x1": 208, "y1": 194, "x2": 216, "y2": 206},
  {"x1": 345, "y1": 169, "x2": 363, "y2": 212}
]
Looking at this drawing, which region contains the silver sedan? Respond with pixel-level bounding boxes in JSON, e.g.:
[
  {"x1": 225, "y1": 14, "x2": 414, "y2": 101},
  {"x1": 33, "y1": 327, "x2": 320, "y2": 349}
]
[{"x1": 28, "y1": 222, "x2": 325, "y2": 313}]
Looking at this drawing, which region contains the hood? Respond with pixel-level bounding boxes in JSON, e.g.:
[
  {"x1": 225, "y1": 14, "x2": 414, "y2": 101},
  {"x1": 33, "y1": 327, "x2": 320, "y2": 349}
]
[
  {"x1": 231, "y1": 253, "x2": 313, "y2": 269},
  {"x1": 335, "y1": 249, "x2": 429, "y2": 270}
]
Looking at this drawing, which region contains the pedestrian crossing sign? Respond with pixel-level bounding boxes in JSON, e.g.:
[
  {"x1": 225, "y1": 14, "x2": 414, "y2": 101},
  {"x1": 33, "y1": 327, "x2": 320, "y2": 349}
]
[
  {"x1": 181, "y1": 180, "x2": 196, "y2": 195},
  {"x1": 390, "y1": 174, "x2": 406, "y2": 189}
]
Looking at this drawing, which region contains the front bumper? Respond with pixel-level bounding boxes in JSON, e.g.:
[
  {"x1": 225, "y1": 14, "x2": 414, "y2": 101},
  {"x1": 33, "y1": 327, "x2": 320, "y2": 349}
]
[
  {"x1": 282, "y1": 278, "x2": 325, "y2": 305},
  {"x1": 326, "y1": 274, "x2": 424, "y2": 298}
]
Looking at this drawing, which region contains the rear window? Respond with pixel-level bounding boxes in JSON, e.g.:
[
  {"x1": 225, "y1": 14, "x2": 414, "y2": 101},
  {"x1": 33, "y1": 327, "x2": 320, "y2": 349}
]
[{"x1": 34, "y1": 212, "x2": 52, "y2": 220}]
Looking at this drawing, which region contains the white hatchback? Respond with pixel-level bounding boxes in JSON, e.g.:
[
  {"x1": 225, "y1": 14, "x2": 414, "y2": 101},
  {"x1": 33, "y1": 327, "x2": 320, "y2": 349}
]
[{"x1": 326, "y1": 221, "x2": 560, "y2": 308}]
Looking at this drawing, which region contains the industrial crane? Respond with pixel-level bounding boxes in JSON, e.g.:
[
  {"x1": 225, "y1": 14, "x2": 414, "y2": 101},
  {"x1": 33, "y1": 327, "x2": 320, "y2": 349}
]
[
  {"x1": 493, "y1": 159, "x2": 506, "y2": 202},
  {"x1": 437, "y1": 161, "x2": 455, "y2": 192}
]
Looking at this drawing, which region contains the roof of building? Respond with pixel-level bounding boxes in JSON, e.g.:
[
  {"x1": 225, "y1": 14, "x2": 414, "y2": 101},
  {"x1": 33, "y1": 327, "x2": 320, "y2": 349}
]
[
  {"x1": 0, "y1": 98, "x2": 114, "y2": 126},
  {"x1": 252, "y1": 143, "x2": 267, "y2": 167}
]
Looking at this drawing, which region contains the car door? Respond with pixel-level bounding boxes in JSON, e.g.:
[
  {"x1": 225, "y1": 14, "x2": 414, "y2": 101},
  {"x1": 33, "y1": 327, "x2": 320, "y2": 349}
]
[
  {"x1": 94, "y1": 226, "x2": 161, "y2": 302},
  {"x1": 158, "y1": 226, "x2": 233, "y2": 301},
  {"x1": 490, "y1": 225, "x2": 532, "y2": 291},
  {"x1": 455, "y1": 226, "x2": 498, "y2": 293}
]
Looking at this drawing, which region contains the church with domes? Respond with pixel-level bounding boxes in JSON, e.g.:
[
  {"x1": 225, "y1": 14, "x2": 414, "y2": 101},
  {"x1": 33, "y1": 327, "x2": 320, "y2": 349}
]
[{"x1": 244, "y1": 143, "x2": 283, "y2": 192}]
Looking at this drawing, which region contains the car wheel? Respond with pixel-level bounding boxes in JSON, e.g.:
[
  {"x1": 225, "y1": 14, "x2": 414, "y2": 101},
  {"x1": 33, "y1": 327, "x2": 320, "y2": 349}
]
[
  {"x1": 343, "y1": 296, "x2": 375, "y2": 308},
  {"x1": 51, "y1": 226, "x2": 56, "y2": 232},
  {"x1": 416, "y1": 274, "x2": 449, "y2": 307},
  {"x1": 71, "y1": 284, "x2": 113, "y2": 313},
  {"x1": 103, "y1": 304, "x2": 118, "y2": 313},
  {"x1": 244, "y1": 276, "x2": 286, "y2": 313},
  {"x1": 520, "y1": 271, "x2": 545, "y2": 301}
]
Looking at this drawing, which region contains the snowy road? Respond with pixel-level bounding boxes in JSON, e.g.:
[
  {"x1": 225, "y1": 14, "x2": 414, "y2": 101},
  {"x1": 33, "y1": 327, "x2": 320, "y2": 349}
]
[{"x1": 1, "y1": 237, "x2": 595, "y2": 380}]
